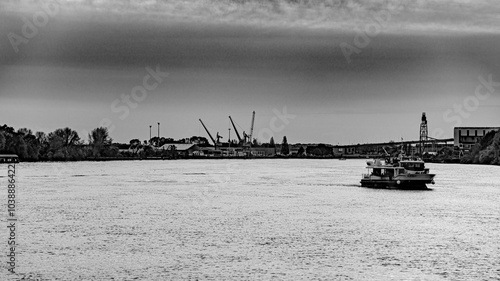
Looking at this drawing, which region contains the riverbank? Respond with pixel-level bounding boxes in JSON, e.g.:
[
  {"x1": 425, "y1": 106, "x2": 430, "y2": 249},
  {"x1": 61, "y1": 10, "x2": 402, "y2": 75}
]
[
  {"x1": 17, "y1": 155, "x2": 498, "y2": 165},
  {"x1": 3, "y1": 124, "x2": 499, "y2": 165}
]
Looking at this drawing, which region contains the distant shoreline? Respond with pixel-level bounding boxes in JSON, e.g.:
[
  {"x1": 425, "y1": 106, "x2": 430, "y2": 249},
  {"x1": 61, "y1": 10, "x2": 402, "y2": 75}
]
[{"x1": 16, "y1": 156, "x2": 498, "y2": 165}]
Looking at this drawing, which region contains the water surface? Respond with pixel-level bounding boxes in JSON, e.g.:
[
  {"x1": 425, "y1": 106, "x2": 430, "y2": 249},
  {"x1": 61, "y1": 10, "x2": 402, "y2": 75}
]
[{"x1": 5, "y1": 159, "x2": 500, "y2": 280}]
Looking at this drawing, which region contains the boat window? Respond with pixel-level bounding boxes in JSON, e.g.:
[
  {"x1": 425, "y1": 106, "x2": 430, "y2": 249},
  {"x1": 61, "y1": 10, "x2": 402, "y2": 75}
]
[{"x1": 402, "y1": 162, "x2": 424, "y2": 171}]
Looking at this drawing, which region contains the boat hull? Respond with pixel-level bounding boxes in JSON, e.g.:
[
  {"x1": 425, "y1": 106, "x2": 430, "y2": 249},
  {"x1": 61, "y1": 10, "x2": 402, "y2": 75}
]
[{"x1": 360, "y1": 174, "x2": 435, "y2": 190}]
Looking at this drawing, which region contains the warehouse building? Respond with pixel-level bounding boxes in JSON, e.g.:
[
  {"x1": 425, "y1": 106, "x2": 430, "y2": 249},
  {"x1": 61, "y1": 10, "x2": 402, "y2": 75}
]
[{"x1": 454, "y1": 127, "x2": 500, "y2": 150}]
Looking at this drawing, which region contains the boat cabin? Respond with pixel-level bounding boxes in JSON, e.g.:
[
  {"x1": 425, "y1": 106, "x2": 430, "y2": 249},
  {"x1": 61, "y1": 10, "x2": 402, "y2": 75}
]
[
  {"x1": 365, "y1": 158, "x2": 430, "y2": 177},
  {"x1": 0, "y1": 154, "x2": 19, "y2": 163},
  {"x1": 399, "y1": 161, "x2": 425, "y2": 171}
]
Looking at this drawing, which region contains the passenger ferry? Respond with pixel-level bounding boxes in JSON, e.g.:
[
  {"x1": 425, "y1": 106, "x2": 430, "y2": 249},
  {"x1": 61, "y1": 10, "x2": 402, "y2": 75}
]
[{"x1": 360, "y1": 155, "x2": 435, "y2": 189}]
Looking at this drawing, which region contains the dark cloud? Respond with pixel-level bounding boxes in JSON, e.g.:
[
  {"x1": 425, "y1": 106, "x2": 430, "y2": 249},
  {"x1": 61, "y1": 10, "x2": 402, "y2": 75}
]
[
  {"x1": 1, "y1": 0, "x2": 499, "y2": 143},
  {"x1": 3, "y1": 0, "x2": 500, "y2": 33}
]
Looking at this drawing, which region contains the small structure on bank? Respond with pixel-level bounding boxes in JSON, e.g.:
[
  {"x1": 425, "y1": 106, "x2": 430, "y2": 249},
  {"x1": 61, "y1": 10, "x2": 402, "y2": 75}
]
[{"x1": 159, "y1": 143, "x2": 201, "y2": 157}]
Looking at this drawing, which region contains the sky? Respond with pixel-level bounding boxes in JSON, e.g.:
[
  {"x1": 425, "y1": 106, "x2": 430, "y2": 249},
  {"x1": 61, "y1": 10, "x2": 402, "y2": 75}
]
[{"x1": 1, "y1": 0, "x2": 500, "y2": 144}]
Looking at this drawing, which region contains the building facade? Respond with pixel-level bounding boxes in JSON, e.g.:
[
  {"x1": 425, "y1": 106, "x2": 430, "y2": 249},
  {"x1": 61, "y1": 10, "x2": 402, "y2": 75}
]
[{"x1": 454, "y1": 127, "x2": 500, "y2": 150}]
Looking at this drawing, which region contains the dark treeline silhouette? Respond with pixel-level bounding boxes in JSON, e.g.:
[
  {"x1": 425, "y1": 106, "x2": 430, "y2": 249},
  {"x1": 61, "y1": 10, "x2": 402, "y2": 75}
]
[
  {"x1": 0, "y1": 124, "x2": 210, "y2": 161},
  {"x1": 0, "y1": 124, "x2": 108, "y2": 161}
]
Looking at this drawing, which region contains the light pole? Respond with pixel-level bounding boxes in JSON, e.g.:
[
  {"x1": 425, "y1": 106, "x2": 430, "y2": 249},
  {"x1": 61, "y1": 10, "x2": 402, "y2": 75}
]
[
  {"x1": 149, "y1": 125, "x2": 152, "y2": 145},
  {"x1": 157, "y1": 122, "x2": 160, "y2": 147}
]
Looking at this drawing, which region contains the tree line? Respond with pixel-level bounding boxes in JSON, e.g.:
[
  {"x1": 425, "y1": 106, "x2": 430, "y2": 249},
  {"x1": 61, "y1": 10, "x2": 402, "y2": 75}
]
[
  {"x1": 0, "y1": 124, "x2": 295, "y2": 161},
  {"x1": 0, "y1": 125, "x2": 116, "y2": 161}
]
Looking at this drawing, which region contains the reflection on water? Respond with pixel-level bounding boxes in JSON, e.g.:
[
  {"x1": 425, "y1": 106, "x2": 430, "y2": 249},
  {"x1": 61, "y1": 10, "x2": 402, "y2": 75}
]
[{"x1": 7, "y1": 160, "x2": 500, "y2": 280}]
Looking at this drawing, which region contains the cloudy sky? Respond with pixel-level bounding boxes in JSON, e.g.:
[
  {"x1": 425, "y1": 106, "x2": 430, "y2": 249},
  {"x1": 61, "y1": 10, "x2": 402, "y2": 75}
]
[{"x1": 1, "y1": 0, "x2": 500, "y2": 144}]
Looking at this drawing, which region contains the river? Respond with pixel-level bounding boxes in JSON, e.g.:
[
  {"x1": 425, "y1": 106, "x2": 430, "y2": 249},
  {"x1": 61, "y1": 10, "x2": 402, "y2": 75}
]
[{"x1": 4, "y1": 159, "x2": 500, "y2": 280}]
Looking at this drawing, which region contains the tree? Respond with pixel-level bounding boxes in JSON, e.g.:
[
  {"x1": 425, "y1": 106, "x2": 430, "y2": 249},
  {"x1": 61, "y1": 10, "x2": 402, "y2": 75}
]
[
  {"x1": 281, "y1": 136, "x2": 290, "y2": 155},
  {"x1": 141, "y1": 145, "x2": 154, "y2": 158},
  {"x1": 493, "y1": 131, "x2": 500, "y2": 164},
  {"x1": 8, "y1": 135, "x2": 28, "y2": 158},
  {"x1": 0, "y1": 125, "x2": 15, "y2": 135},
  {"x1": 88, "y1": 127, "x2": 113, "y2": 157},
  {"x1": 49, "y1": 128, "x2": 80, "y2": 148},
  {"x1": 190, "y1": 136, "x2": 209, "y2": 146},
  {"x1": 18, "y1": 128, "x2": 32, "y2": 136},
  {"x1": 129, "y1": 139, "x2": 140, "y2": 145},
  {"x1": 129, "y1": 139, "x2": 141, "y2": 155},
  {"x1": 480, "y1": 130, "x2": 496, "y2": 150},
  {"x1": 269, "y1": 137, "x2": 276, "y2": 153},
  {"x1": 102, "y1": 146, "x2": 119, "y2": 157},
  {"x1": 252, "y1": 138, "x2": 260, "y2": 147},
  {"x1": 47, "y1": 128, "x2": 81, "y2": 160},
  {"x1": 16, "y1": 128, "x2": 40, "y2": 160},
  {"x1": 297, "y1": 146, "x2": 305, "y2": 156},
  {"x1": 159, "y1": 137, "x2": 167, "y2": 146},
  {"x1": 0, "y1": 132, "x2": 6, "y2": 151},
  {"x1": 49, "y1": 134, "x2": 64, "y2": 151},
  {"x1": 35, "y1": 131, "x2": 49, "y2": 158},
  {"x1": 150, "y1": 136, "x2": 159, "y2": 146},
  {"x1": 89, "y1": 127, "x2": 112, "y2": 146},
  {"x1": 36, "y1": 131, "x2": 48, "y2": 144},
  {"x1": 63, "y1": 127, "x2": 80, "y2": 146},
  {"x1": 169, "y1": 145, "x2": 178, "y2": 159}
]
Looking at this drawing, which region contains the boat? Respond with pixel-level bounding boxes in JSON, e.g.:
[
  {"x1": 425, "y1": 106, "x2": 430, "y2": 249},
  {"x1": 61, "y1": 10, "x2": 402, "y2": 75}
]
[
  {"x1": 0, "y1": 154, "x2": 19, "y2": 163},
  {"x1": 360, "y1": 155, "x2": 435, "y2": 189}
]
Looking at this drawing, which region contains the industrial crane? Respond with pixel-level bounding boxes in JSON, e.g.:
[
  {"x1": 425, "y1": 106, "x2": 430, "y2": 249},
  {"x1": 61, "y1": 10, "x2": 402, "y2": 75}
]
[
  {"x1": 249, "y1": 111, "x2": 255, "y2": 145},
  {"x1": 199, "y1": 119, "x2": 219, "y2": 148},
  {"x1": 229, "y1": 116, "x2": 243, "y2": 144},
  {"x1": 229, "y1": 112, "x2": 255, "y2": 145},
  {"x1": 243, "y1": 131, "x2": 249, "y2": 143}
]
